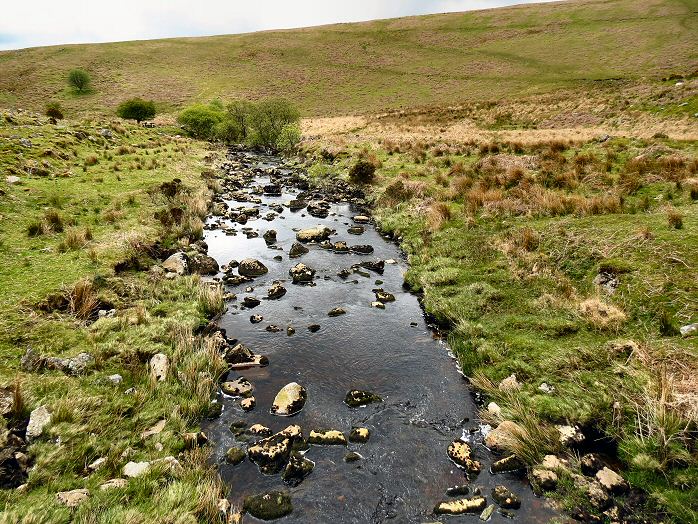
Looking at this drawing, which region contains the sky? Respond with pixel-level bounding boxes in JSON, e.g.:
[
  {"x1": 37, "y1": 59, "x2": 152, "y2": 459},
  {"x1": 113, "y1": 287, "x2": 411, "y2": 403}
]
[{"x1": 0, "y1": 1, "x2": 557, "y2": 51}]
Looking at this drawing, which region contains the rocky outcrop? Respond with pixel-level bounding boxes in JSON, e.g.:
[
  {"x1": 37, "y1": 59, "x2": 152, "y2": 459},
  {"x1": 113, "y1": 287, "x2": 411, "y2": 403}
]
[{"x1": 271, "y1": 382, "x2": 307, "y2": 416}]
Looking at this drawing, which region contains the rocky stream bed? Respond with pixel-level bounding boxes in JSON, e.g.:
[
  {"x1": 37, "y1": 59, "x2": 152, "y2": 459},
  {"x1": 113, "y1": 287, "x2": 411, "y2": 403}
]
[{"x1": 201, "y1": 149, "x2": 560, "y2": 523}]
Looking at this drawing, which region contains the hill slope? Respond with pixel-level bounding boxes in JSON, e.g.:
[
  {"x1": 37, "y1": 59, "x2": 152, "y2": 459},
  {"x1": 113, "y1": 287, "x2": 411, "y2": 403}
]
[{"x1": 0, "y1": 0, "x2": 696, "y2": 116}]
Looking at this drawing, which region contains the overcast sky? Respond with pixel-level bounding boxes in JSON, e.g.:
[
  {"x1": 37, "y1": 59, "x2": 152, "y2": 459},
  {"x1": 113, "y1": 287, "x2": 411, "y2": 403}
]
[{"x1": 0, "y1": 1, "x2": 558, "y2": 51}]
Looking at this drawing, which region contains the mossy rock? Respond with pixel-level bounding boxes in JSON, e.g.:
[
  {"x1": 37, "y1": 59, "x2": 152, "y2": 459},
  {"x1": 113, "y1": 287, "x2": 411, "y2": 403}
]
[
  {"x1": 243, "y1": 491, "x2": 292, "y2": 520},
  {"x1": 345, "y1": 389, "x2": 382, "y2": 407},
  {"x1": 225, "y1": 446, "x2": 246, "y2": 465}
]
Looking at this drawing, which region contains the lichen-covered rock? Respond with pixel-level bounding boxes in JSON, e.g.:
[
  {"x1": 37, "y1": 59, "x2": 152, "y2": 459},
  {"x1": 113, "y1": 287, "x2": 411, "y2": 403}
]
[
  {"x1": 580, "y1": 453, "x2": 604, "y2": 476},
  {"x1": 491, "y1": 455, "x2": 524, "y2": 473},
  {"x1": 434, "y1": 496, "x2": 487, "y2": 515},
  {"x1": 56, "y1": 488, "x2": 89, "y2": 507},
  {"x1": 150, "y1": 353, "x2": 169, "y2": 382},
  {"x1": 267, "y1": 281, "x2": 287, "y2": 299},
  {"x1": 447, "y1": 440, "x2": 481, "y2": 474},
  {"x1": 333, "y1": 241, "x2": 349, "y2": 253},
  {"x1": 243, "y1": 491, "x2": 293, "y2": 520},
  {"x1": 348, "y1": 427, "x2": 370, "y2": 443},
  {"x1": 190, "y1": 254, "x2": 219, "y2": 275},
  {"x1": 249, "y1": 424, "x2": 273, "y2": 437},
  {"x1": 373, "y1": 288, "x2": 395, "y2": 303},
  {"x1": 296, "y1": 226, "x2": 331, "y2": 243},
  {"x1": 491, "y1": 485, "x2": 521, "y2": 509},
  {"x1": 271, "y1": 382, "x2": 307, "y2": 416},
  {"x1": 224, "y1": 342, "x2": 254, "y2": 364},
  {"x1": 281, "y1": 451, "x2": 314, "y2": 486},
  {"x1": 238, "y1": 258, "x2": 268, "y2": 277},
  {"x1": 263, "y1": 230, "x2": 277, "y2": 244},
  {"x1": 350, "y1": 244, "x2": 374, "y2": 255},
  {"x1": 345, "y1": 389, "x2": 382, "y2": 407},
  {"x1": 26, "y1": 405, "x2": 51, "y2": 442},
  {"x1": 556, "y1": 424, "x2": 585, "y2": 446},
  {"x1": 353, "y1": 215, "x2": 370, "y2": 224},
  {"x1": 221, "y1": 377, "x2": 254, "y2": 397},
  {"x1": 308, "y1": 429, "x2": 347, "y2": 445},
  {"x1": 241, "y1": 396, "x2": 256, "y2": 411},
  {"x1": 247, "y1": 425, "x2": 303, "y2": 474},
  {"x1": 328, "y1": 307, "x2": 346, "y2": 317},
  {"x1": 162, "y1": 252, "x2": 188, "y2": 275},
  {"x1": 225, "y1": 447, "x2": 246, "y2": 465},
  {"x1": 289, "y1": 263, "x2": 315, "y2": 284}
]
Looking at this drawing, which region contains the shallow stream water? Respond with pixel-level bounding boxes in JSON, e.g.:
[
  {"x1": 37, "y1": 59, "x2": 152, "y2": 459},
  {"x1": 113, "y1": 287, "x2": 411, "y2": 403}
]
[{"x1": 203, "y1": 150, "x2": 558, "y2": 523}]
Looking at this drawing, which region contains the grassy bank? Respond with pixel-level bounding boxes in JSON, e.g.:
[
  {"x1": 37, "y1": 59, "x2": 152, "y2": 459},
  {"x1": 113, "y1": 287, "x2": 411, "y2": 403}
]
[
  {"x1": 304, "y1": 133, "x2": 697, "y2": 521},
  {"x1": 0, "y1": 111, "x2": 228, "y2": 522},
  {"x1": 1, "y1": 0, "x2": 696, "y2": 117}
]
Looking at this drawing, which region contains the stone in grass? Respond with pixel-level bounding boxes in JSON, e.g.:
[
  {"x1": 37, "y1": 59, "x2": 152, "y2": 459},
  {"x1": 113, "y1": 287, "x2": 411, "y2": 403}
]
[
  {"x1": 26, "y1": 405, "x2": 51, "y2": 442},
  {"x1": 243, "y1": 491, "x2": 293, "y2": 520},
  {"x1": 271, "y1": 382, "x2": 307, "y2": 416},
  {"x1": 225, "y1": 447, "x2": 246, "y2": 465},
  {"x1": 348, "y1": 427, "x2": 370, "y2": 443},
  {"x1": 56, "y1": 488, "x2": 89, "y2": 507},
  {"x1": 345, "y1": 389, "x2": 382, "y2": 408},
  {"x1": 434, "y1": 496, "x2": 487, "y2": 515},
  {"x1": 281, "y1": 451, "x2": 314, "y2": 486},
  {"x1": 308, "y1": 430, "x2": 347, "y2": 446},
  {"x1": 491, "y1": 485, "x2": 521, "y2": 509}
]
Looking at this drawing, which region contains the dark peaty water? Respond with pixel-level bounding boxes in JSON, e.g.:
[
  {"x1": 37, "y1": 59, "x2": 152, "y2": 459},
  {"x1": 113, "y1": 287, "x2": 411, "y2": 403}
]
[{"x1": 203, "y1": 151, "x2": 558, "y2": 523}]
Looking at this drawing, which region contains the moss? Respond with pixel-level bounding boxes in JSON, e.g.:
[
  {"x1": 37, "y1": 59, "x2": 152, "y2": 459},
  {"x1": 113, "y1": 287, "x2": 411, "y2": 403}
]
[{"x1": 243, "y1": 491, "x2": 293, "y2": 520}]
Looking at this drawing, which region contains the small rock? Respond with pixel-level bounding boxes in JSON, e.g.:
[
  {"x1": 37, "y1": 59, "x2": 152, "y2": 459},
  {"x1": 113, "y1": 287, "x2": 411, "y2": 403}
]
[
  {"x1": 448, "y1": 440, "x2": 481, "y2": 474},
  {"x1": 6, "y1": 175, "x2": 21, "y2": 185},
  {"x1": 556, "y1": 424, "x2": 585, "y2": 446},
  {"x1": 580, "y1": 453, "x2": 604, "y2": 476},
  {"x1": 538, "y1": 382, "x2": 555, "y2": 394},
  {"x1": 344, "y1": 451, "x2": 362, "y2": 463},
  {"x1": 88, "y1": 457, "x2": 107, "y2": 471},
  {"x1": 328, "y1": 307, "x2": 346, "y2": 317},
  {"x1": 56, "y1": 488, "x2": 89, "y2": 507},
  {"x1": 487, "y1": 402, "x2": 502, "y2": 417},
  {"x1": 107, "y1": 374, "x2": 123, "y2": 385},
  {"x1": 348, "y1": 226, "x2": 364, "y2": 235},
  {"x1": 162, "y1": 252, "x2": 188, "y2": 275},
  {"x1": 289, "y1": 242, "x2": 309, "y2": 258},
  {"x1": 238, "y1": 258, "x2": 268, "y2": 277},
  {"x1": 434, "y1": 496, "x2": 487, "y2": 515},
  {"x1": 26, "y1": 405, "x2": 51, "y2": 442},
  {"x1": 247, "y1": 425, "x2": 303, "y2": 474},
  {"x1": 266, "y1": 325, "x2": 281, "y2": 333},
  {"x1": 296, "y1": 226, "x2": 331, "y2": 243},
  {"x1": 271, "y1": 382, "x2": 307, "y2": 416},
  {"x1": 190, "y1": 254, "x2": 219, "y2": 275},
  {"x1": 484, "y1": 421, "x2": 523, "y2": 453},
  {"x1": 100, "y1": 478, "x2": 127, "y2": 490},
  {"x1": 289, "y1": 263, "x2": 315, "y2": 284},
  {"x1": 595, "y1": 467, "x2": 629, "y2": 494},
  {"x1": 243, "y1": 491, "x2": 293, "y2": 521},
  {"x1": 371, "y1": 301, "x2": 385, "y2": 309},
  {"x1": 242, "y1": 296, "x2": 261, "y2": 308},
  {"x1": 541, "y1": 454, "x2": 569, "y2": 472},
  {"x1": 45, "y1": 352, "x2": 95, "y2": 376},
  {"x1": 491, "y1": 486, "x2": 520, "y2": 509},
  {"x1": 263, "y1": 230, "x2": 277, "y2": 244},
  {"x1": 680, "y1": 323, "x2": 697, "y2": 337},
  {"x1": 353, "y1": 215, "x2": 370, "y2": 224},
  {"x1": 250, "y1": 314, "x2": 264, "y2": 324},
  {"x1": 123, "y1": 461, "x2": 151, "y2": 478},
  {"x1": 480, "y1": 504, "x2": 495, "y2": 521},
  {"x1": 287, "y1": 326, "x2": 295, "y2": 336},
  {"x1": 446, "y1": 485, "x2": 470, "y2": 497},
  {"x1": 345, "y1": 389, "x2": 382, "y2": 407},
  {"x1": 308, "y1": 324, "x2": 321, "y2": 332},
  {"x1": 348, "y1": 427, "x2": 370, "y2": 443},
  {"x1": 225, "y1": 447, "x2": 246, "y2": 465},
  {"x1": 491, "y1": 455, "x2": 524, "y2": 473},
  {"x1": 140, "y1": 419, "x2": 166, "y2": 439},
  {"x1": 249, "y1": 424, "x2": 273, "y2": 437},
  {"x1": 373, "y1": 288, "x2": 395, "y2": 303},
  {"x1": 150, "y1": 353, "x2": 169, "y2": 382},
  {"x1": 268, "y1": 281, "x2": 287, "y2": 299},
  {"x1": 530, "y1": 468, "x2": 558, "y2": 491},
  {"x1": 308, "y1": 429, "x2": 347, "y2": 445},
  {"x1": 183, "y1": 431, "x2": 208, "y2": 449},
  {"x1": 221, "y1": 377, "x2": 254, "y2": 397},
  {"x1": 281, "y1": 451, "x2": 314, "y2": 486}
]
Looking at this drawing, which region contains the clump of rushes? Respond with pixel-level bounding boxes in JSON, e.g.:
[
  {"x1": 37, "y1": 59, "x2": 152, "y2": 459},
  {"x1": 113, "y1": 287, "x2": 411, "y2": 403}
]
[{"x1": 666, "y1": 207, "x2": 683, "y2": 229}]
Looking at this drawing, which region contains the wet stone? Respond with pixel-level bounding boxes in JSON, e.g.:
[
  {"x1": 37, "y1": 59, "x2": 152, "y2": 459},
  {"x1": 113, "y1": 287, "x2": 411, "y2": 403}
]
[
  {"x1": 492, "y1": 485, "x2": 521, "y2": 509},
  {"x1": 345, "y1": 389, "x2": 382, "y2": 407},
  {"x1": 328, "y1": 307, "x2": 346, "y2": 317},
  {"x1": 289, "y1": 242, "x2": 309, "y2": 258},
  {"x1": 289, "y1": 263, "x2": 315, "y2": 284},
  {"x1": 271, "y1": 382, "x2": 307, "y2": 416},
  {"x1": 221, "y1": 377, "x2": 254, "y2": 397},
  {"x1": 447, "y1": 440, "x2": 481, "y2": 474},
  {"x1": 225, "y1": 447, "x2": 246, "y2": 465},
  {"x1": 266, "y1": 325, "x2": 282, "y2": 333},
  {"x1": 242, "y1": 296, "x2": 260, "y2": 308},
  {"x1": 348, "y1": 427, "x2": 370, "y2": 443},
  {"x1": 344, "y1": 451, "x2": 362, "y2": 463},
  {"x1": 434, "y1": 496, "x2": 487, "y2": 515},
  {"x1": 267, "y1": 281, "x2": 287, "y2": 299},
  {"x1": 446, "y1": 485, "x2": 470, "y2": 497},
  {"x1": 250, "y1": 314, "x2": 263, "y2": 324},
  {"x1": 348, "y1": 226, "x2": 365, "y2": 235},
  {"x1": 281, "y1": 451, "x2": 314, "y2": 486},
  {"x1": 350, "y1": 244, "x2": 374, "y2": 255},
  {"x1": 238, "y1": 258, "x2": 268, "y2": 277},
  {"x1": 243, "y1": 491, "x2": 293, "y2": 521},
  {"x1": 308, "y1": 429, "x2": 347, "y2": 445},
  {"x1": 308, "y1": 324, "x2": 321, "y2": 333},
  {"x1": 373, "y1": 288, "x2": 396, "y2": 303}
]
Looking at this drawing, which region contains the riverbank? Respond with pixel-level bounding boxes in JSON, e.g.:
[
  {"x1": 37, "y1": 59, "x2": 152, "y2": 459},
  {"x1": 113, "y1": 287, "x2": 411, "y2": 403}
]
[
  {"x1": 0, "y1": 111, "x2": 228, "y2": 521},
  {"x1": 301, "y1": 132, "x2": 698, "y2": 521}
]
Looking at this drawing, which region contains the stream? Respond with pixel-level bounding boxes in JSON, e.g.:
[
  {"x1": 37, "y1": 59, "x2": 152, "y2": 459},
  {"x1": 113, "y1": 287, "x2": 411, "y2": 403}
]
[{"x1": 202, "y1": 149, "x2": 559, "y2": 523}]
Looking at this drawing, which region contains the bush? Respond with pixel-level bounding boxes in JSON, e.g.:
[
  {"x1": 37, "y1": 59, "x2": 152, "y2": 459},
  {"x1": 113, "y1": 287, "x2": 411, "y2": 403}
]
[
  {"x1": 277, "y1": 123, "x2": 302, "y2": 152},
  {"x1": 68, "y1": 69, "x2": 91, "y2": 93},
  {"x1": 177, "y1": 104, "x2": 224, "y2": 139},
  {"x1": 45, "y1": 102, "x2": 64, "y2": 120},
  {"x1": 226, "y1": 100, "x2": 254, "y2": 141},
  {"x1": 117, "y1": 98, "x2": 156, "y2": 122},
  {"x1": 348, "y1": 160, "x2": 376, "y2": 184},
  {"x1": 249, "y1": 98, "x2": 300, "y2": 148}
]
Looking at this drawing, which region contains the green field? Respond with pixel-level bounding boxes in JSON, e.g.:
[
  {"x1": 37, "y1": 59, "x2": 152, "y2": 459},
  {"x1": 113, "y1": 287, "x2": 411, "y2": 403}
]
[{"x1": 0, "y1": 0, "x2": 696, "y2": 117}]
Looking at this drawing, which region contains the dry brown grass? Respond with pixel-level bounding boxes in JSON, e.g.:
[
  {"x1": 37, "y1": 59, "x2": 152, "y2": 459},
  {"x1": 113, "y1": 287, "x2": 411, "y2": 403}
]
[
  {"x1": 68, "y1": 279, "x2": 99, "y2": 321},
  {"x1": 578, "y1": 298, "x2": 626, "y2": 331},
  {"x1": 426, "y1": 201, "x2": 452, "y2": 231}
]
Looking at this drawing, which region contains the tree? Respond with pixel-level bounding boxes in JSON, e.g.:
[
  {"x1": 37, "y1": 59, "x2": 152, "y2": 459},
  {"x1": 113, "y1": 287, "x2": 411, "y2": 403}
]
[
  {"x1": 45, "y1": 102, "x2": 64, "y2": 120},
  {"x1": 177, "y1": 104, "x2": 225, "y2": 139},
  {"x1": 116, "y1": 98, "x2": 156, "y2": 123},
  {"x1": 226, "y1": 100, "x2": 255, "y2": 141},
  {"x1": 249, "y1": 98, "x2": 300, "y2": 149},
  {"x1": 68, "y1": 69, "x2": 91, "y2": 93}
]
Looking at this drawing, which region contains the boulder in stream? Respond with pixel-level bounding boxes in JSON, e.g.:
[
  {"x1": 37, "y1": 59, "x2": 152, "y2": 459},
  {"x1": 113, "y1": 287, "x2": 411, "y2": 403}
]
[
  {"x1": 238, "y1": 258, "x2": 268, "y2": 277},
  {"x1": 447, "y1": 440, "x2": 481, "y2": 474},
  {"x1": 221, "y1": 377, "x2": 254, "y2": 398},
  {"x1": 348, "y1": 427, "x2": 370, "y2": 443},
  {"x1": 289, "y1": 242, "x2": 309, "y2": 258},
  {"x1": 296, "y1": 226, "x2": 331, "y2": 243},
  {"x1": 308, "y1": 429, "x2": 347, "y2": 446},
  {"x1": 267, "y1": 281, "x2": 287, "y2": 299},
  {"x1": 289, "y1": 263, "x2": 315, "y2": 284},
  {"x1": 243, "y1": 491, "x2": 293, "y2": 521},
  {"x1": 492, "y1": 485, "x2": 521, "y2": 509},
  {"x1": 281, "y1": 451, "x2": 314, "y2": 486},
  {"x1": 434, "y1": 496, "x2": 487, "y2": 515},
  {"x1": 271, "y1": 382, "x2": 307, "y2": 416},
  {"x1": 345, "y1": 389, "x2": 382, "y2": 407},
  {"x1": 247, "y1": 425, "x2": 303, "y2": 474}
]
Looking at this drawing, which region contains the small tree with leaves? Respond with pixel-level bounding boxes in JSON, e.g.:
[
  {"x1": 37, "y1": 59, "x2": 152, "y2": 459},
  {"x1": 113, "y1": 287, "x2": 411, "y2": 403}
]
[
  {"x1": 68, "y1": 69, "x2": 91, "y2": 93},
  {"x1": 116, "y1": 98, "x2": 156, "y2": 123}
]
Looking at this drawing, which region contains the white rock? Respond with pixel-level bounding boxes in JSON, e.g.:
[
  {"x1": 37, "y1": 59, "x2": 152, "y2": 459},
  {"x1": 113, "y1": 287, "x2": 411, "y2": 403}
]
[
  {"x1": 162, "y1": 252, "x2": 188, "y2": 275},
  {"x1": 107, "y1": 374, "x2": 123, "y2": 384},
  {"x1": 100, "y1": 478, "x2": 128, "y2": 490},
  {"x1": 6, "y1": 175, "x2": 21, "y2": 184},
  {"x1": 26, "y1": 405, "x2": 51, "y2": 442},
  {"x1": 150, "y1": 353, "x2": 169, "y2": 381},
  {"x1": 487, "y1": 402, "x2": 501, "y2": 417},
  {"x1": 88, "y1": 457, "x2": 107, "y2": 471},
  {"x1": 538, "y1": 382, "x2": 555, "y2": 394},
  {"x1": 557, "y1": 424, "x2": 585, "y2": 446},
  {"x1": 680, "y1": 323, "x2": 697, "y2": 337},
  {"x1": 498, "y1": 374, "x2": 521, "y2": 391},
  {"x1": 56, "y1": 488, "x2": 89, "y2": 507},
  {"x1": 123, "y1": 461, "x2": 150, "y2": 478}
]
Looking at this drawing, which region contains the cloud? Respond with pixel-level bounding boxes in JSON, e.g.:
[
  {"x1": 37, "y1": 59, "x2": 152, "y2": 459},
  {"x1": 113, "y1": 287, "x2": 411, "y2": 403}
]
[{"x1": 0, "y1": 1, "x2": 557, "y2": 51}]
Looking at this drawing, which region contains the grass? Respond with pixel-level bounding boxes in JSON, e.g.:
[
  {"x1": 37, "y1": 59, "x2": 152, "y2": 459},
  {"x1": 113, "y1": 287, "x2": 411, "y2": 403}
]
[
  {"x1": 0, "y1": 111, "x2": 229, "y2": 522},
  {"x1": 0, "y1": 0, "x2": 696, "y2": 118},
  {"x1": 304, "y1": 128, "x2": 698, "y2": 521}
]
